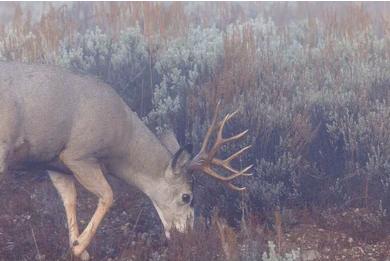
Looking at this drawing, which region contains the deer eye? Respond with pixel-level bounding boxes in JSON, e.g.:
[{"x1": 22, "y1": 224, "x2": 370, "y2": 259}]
[{"x1": 181, "y1": 193, "x2": 191, "y2": 204}]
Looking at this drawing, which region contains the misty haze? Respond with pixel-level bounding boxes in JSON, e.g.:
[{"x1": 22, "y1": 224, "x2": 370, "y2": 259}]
[{"x1": 0, "y1": 2, "x2": 389, "y2": 261}]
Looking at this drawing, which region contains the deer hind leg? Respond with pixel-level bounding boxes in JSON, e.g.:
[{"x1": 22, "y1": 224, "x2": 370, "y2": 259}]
[
  {"x1": 0, "y1": 97, "x2": 20, "y2": 182},
  {"x1": 0, "y1": 145, "x2": 9, "y2": 183},
  {"x1": 48, "y1": 171, "x2": 90, "y2": 261},
  {"x1": 60, "y1": 155, "x2": 113, "y2": 257}
]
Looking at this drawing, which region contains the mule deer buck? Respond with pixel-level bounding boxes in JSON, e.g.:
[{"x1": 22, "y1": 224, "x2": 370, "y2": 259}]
[{"x1": 0, "y1": 62, "x2": 252, "y2": 260}]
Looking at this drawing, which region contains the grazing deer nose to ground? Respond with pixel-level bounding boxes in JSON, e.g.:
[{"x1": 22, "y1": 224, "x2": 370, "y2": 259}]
[
  {"x1": 0, "y1": 62, "x2": 251, "y2": 259},
  {"x1": 162, "y1": 208, "x2": 195, "y2": 239}
]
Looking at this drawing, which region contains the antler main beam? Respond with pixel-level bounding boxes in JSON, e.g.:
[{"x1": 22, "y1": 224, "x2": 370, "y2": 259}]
[{"x1": 189, "y1": 101, "x2": 252, "y2": 191}]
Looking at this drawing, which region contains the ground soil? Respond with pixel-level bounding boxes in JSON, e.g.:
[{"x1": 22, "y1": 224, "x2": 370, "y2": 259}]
[
  {"x1": 0, "y1": 171, "x2": 389, "y2": 261},
  {"x1": 0, "y1": 171, "x2": 162, "y2": 261}
]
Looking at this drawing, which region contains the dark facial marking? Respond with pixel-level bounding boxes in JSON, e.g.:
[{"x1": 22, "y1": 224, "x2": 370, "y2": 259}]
[
  {"x1": 182, "y1": 193, "x2": 191, "y2": 204},
  {"x1": 172, "y1": 144, "x2": 193, "y2": 170}
]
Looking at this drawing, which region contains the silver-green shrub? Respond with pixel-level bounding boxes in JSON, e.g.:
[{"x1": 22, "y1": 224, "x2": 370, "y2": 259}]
[
  {"x1": 147, "y1": 26, "x2": 223, "y2": 133},
  {"x1": 58, "y1": 26, "x2": 150, "y2": 108},
  {"x1": 262, "y1": 241, "x2": 301, "y2": 261}
]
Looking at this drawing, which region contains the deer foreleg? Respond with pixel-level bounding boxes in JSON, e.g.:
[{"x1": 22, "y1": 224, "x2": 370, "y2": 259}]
[
  {"x1": 48, "y1": 171, "x2": 90, "y2": 261},
  {"x1": 60, "y1": 156, "x2": 113, "y2": 257}
]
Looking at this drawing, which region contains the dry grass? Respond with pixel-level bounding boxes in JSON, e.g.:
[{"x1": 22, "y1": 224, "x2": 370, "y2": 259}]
[{"x1": 1, "y1": 2, "x2": 387, "y2": 63}]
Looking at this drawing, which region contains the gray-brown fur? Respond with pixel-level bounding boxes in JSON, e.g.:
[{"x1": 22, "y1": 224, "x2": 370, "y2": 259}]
[{"x1": 0, "y1": 62, "x2": 194, "y2": 259}]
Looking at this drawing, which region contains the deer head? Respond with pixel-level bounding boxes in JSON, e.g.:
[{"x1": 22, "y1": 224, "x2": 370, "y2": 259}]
[
  {"x1": 153, "y1": 101, "x2": 252, "y2": 238},
  {"x1": 150, "y1": 142, "x2": 195, "y2": 238}
]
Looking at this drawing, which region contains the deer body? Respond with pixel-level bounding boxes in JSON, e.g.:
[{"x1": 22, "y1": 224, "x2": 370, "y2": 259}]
[
  {"x1": 0, "y1": 62, "x2": 251, "y2": 260},
  {"x1": 0, "y1": 62, "x2": 194, "y2": 259},
  {"x1": 0, "y1": 62, "x2": 156, "y2": 166}
]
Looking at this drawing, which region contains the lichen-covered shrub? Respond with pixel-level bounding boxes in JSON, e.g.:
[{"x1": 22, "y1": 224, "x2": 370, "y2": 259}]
[
  {"x1": 147, "y1": 26, "x2": 223, "y2": 136},
  {"x1": 327, "y1": 100, "x2": 390, "y2": 207},
  {"x1": 262, "y1": 241, "x2": 301, "y2": 261},
  {"x1": 252, "y1": 152, "x2": 301, "y2": 211},
  {"x1": 58, "y1": 26, "x2": 152, "y2": 113}
]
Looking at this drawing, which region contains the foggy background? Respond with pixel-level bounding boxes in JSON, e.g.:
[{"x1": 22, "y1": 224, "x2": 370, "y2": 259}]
[{"x1": 0, "y1": 2, "x2": 389, "y2": 261}]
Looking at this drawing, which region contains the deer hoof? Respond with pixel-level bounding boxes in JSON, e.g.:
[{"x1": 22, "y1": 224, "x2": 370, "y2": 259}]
[
  {"x1": 79, "y1": 251, "x2": 90, "y2": 261},
  {"x1": 72, "y1": 244, "x2": 89, "y2": 260}
]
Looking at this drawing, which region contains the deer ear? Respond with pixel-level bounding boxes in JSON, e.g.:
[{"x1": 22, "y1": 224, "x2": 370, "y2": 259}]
[
  {"x1": 171, "y1": 144, "x2": 193, "y2": 175},
  {"x1": 159, "y1": 130, "x2": 180, "y2": 155}
]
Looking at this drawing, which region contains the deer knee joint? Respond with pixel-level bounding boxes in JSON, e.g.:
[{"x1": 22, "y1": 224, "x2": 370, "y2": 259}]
[
  {"x1": 0, "y1": 147, "x2": 8, "y2": 175},
  {"x1": 0, "y1": 161, "x2": 7, "y2": 179},
  {"x1": 101, "y1": 190, "x2": 113, "y2": 208},
  {"x1": 0, "y1": 163, "x2": 6, "y2": 175}
]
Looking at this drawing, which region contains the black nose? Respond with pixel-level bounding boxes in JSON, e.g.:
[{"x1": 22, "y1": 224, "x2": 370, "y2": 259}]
[{"x1": 182, "y1": 193, "x2": 191, "y2": 204}]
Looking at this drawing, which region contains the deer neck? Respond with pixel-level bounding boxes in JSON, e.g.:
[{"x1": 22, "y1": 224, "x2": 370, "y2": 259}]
[
  {"x1": 105, "y1": 107, "x2": 174, "y2": 200},
  {"x1": 114, "y1": 142, "x2": 170, "y2": 187},
  {"x1": 112, "y1": 153, "x2": 172, "y2": 207},
  {"x1": 110, "y1": 129, "x2": 172, "y2": 198}
]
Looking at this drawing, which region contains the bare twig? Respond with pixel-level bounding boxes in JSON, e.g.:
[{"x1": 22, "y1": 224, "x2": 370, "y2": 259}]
[
  {"x1": 132, "y1": 207, "x2": 144, "y2": 234},
  {"x1": 30, "y1": 224, "x2": 42, "y2": 261}
]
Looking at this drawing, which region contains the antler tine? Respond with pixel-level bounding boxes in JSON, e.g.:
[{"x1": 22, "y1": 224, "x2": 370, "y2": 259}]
[
  {"x1": 202, "y1": 166, "x2": 249, "y2": 191},
  {"x1": 227, "y1": 183, "x2": 247, "y2": 191},
  {"x1": 222, "y1": 164, "x2": 253, "y2": 181},
  {"x1": 203, "y1": 164, "x2": 253, "y2": 182},
  {"x1": 223, "y1": 129, "x2": 249, "y2": 144},
  {"x1": 200, "y1": 100, "x2": 221, "y2": 153},
  {"x1": 209, "y1": 160, "x2": 253, "y2": 178},
  {"x1": 217, "y1": 110, "x2": 239, "y2": 141},
  {"x1": 216, "y1": 109, "x2": 239, "y2": 131},
  {"x1": 209, "y1": 110, "x2": 242, "y2": 160},
  {"x1": 224, "y1": 145, "x2": 252, "y2": 164}
]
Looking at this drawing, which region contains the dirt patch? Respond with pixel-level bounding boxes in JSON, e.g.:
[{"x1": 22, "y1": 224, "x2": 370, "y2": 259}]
[
  {"x1": 281, "y1": 224, "x2": 390, "y2": 260},
  {"x1": 0, "y1": 173, "x2": 389, "y2": 260},
  {"x1": 0, "y1": 171, "x2": 160, "y2": 261}
]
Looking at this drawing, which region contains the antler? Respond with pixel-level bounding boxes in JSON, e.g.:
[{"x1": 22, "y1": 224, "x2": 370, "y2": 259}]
[{"x1": 189, "y1": 101, "x2": 253, "y2": 191}]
